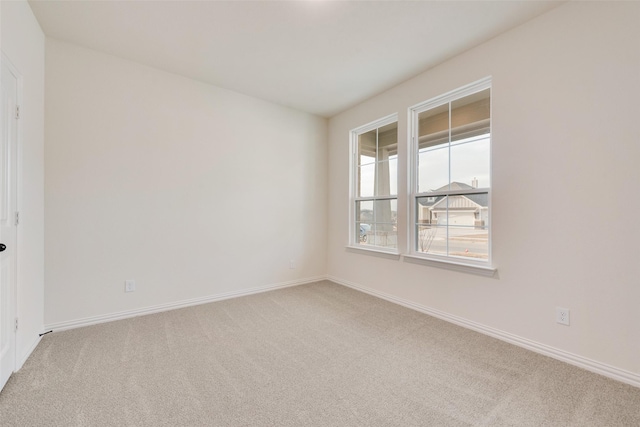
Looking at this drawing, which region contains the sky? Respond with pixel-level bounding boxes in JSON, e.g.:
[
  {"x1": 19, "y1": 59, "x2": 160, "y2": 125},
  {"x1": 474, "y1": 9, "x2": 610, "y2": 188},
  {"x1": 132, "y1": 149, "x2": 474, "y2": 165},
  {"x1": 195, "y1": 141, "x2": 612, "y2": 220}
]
[{"x1": 358, "y1": 133, "x2": 490, "y2": 198}]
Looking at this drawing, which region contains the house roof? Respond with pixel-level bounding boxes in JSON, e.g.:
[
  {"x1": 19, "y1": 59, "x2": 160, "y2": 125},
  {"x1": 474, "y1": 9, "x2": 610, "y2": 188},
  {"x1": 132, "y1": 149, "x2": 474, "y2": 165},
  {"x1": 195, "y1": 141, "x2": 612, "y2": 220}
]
[{"x1": 418, "y1": 182, "x2": 488, "y2": 208}]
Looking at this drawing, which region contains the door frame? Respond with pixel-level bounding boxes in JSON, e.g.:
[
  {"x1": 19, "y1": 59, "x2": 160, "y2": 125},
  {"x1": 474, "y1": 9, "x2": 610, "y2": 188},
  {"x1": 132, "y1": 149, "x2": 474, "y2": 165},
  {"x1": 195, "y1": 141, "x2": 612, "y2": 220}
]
[{"x1": 0, "y1": 51, "x2": 21, "y2": 390}]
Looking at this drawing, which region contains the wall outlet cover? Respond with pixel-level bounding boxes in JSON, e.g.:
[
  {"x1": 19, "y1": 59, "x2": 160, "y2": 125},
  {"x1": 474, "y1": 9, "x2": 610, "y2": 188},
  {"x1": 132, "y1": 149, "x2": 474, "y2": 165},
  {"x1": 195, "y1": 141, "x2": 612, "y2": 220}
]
[{"x1": 556, "y1": 307, "x2": 570, "y2": 326}]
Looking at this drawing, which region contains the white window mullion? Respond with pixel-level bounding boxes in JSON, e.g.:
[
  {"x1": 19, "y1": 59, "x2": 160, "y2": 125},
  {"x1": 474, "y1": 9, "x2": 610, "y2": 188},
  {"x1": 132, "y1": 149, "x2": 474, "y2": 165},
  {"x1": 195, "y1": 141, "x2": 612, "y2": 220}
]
[
  {"x1": 350, "y1": 114, "x2": 399, "y2": 253},
  {"x1": 448, "y1": 100, "x2": 452, "y2": 192},
  {"x1": 409, "y1": 77, "x2": 492, "y2": 266}
]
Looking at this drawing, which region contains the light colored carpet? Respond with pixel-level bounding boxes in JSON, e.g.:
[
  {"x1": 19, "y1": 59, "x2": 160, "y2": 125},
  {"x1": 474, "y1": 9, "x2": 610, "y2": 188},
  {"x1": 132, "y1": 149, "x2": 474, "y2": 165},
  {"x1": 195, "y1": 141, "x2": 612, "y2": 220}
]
[{"x1": 1, "y1": 280, "x2": 639, "y2": 426}]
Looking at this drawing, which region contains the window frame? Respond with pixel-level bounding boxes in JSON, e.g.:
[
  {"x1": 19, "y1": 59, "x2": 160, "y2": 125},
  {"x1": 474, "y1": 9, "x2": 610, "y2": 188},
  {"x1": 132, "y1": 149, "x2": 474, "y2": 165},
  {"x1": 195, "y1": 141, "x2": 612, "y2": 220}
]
[
  {"x1": 349, "y1": 113, "x2": 399, "y2": 254},
  {"x1": 408, "y1": 77, "x2": 493, "y2": 268}
]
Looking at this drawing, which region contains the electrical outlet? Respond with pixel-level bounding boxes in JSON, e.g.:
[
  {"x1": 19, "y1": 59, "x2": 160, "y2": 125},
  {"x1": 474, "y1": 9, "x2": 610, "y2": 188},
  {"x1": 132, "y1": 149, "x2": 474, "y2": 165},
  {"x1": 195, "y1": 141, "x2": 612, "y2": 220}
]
[
  {"x1": 125, "y1": 279, "x2": 136, "y2": 293},
  {"x1": 556, "y1": 307, "x2": 570, "y2": 326},
  {"x1": 289, "y1": 259, "x2": 295, "y2": 269}
]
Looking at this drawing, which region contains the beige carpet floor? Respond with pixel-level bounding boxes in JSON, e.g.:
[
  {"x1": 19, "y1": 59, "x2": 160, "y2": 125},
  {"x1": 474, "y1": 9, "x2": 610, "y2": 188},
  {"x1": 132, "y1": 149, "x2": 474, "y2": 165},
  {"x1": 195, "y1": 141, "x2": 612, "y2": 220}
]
[{"x1": 1, "y1": 280, "x2": 639, "y2": 426}]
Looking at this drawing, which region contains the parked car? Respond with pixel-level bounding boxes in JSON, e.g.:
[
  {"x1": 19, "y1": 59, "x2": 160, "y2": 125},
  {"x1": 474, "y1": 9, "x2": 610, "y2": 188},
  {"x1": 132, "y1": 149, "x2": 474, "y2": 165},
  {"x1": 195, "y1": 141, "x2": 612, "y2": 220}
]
[{"x1": 359, "y1": 224, "x2": 371, "y2": 242}]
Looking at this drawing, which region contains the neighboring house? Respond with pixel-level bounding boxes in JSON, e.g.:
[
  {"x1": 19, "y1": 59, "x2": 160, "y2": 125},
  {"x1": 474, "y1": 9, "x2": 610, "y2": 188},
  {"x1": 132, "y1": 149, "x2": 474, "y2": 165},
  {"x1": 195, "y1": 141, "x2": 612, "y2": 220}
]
[{"x1": 418, "y1": 182, "x2": 488, "y2": 228}]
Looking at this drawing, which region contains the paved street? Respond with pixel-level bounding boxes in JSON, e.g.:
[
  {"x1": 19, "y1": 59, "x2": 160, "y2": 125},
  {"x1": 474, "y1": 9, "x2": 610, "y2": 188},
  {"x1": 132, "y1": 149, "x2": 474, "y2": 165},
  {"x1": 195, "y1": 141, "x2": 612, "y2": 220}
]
[{"x1": 360, "y1": 227, "x2": 488, "y2": 260}]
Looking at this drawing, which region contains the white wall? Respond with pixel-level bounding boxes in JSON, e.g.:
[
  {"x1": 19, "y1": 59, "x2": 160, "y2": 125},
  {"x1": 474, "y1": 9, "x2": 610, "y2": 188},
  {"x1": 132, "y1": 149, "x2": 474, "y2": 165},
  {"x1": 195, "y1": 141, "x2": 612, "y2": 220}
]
[
  {"x1": 45, "y1": 40, "x2": 327, "y2": 326},
  {"x1": 0, "y1": 0, "x2": 46, "y2": 367},
  {"x1": 328, "y1": 1, "x2": 640, "y2": 380}
]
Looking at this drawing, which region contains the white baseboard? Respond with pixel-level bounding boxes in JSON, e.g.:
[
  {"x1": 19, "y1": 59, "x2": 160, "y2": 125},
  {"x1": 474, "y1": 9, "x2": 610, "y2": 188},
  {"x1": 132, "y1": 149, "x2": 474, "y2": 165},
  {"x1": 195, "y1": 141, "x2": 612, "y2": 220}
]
[
  {"x1": 327, "y1": 275, "x2": 640, "y2": 389},
  {"x1": 44, "y1": 275, "x2": 327, "y2": 333},
  {"x1": 16, "y1": 334, "x2": 42, "y2": 371}
]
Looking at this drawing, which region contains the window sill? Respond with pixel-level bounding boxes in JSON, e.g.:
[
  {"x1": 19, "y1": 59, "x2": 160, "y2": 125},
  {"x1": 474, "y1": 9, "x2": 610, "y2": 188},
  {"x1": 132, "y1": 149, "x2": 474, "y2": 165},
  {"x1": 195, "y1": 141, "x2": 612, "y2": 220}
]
[
  {"x1": 402, "y1": 254, "x2": 497, "y2": 277},
  {"x1": 346, "y1": 245, "x2": 401, "y2": 260}
]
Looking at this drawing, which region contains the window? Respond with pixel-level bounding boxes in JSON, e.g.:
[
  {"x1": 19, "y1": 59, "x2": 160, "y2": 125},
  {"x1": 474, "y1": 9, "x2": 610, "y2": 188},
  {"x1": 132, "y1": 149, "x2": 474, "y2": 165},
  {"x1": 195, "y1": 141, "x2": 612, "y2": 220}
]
[
  {"x1": 410, "y1": 78, "x2": 491, "y2": 265},
  {"x1": 350, "y1": 114, "x2": 398, "y2": 251}
]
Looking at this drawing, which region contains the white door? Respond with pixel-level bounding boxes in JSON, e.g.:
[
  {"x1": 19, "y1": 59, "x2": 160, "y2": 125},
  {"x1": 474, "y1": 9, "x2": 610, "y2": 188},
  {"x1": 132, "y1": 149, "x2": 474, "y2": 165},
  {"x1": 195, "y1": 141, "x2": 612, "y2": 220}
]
[{"x1": 0, "y1": 57, "x2": 18, "y2": 392}]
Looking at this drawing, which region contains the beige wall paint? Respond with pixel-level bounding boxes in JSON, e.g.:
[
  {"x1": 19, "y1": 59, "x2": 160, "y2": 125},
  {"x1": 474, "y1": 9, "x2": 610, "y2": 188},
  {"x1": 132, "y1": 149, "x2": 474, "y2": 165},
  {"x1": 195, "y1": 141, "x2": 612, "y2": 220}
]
[
  {"x1": 328, "y1": 1, "x2": 640, "y2": 376},
  {"x1": 44, "y1": 40, "x2": 327, "y2": 325},
  {"x1": 0, "y1": 0, "x2": 46, "y2": 367}
]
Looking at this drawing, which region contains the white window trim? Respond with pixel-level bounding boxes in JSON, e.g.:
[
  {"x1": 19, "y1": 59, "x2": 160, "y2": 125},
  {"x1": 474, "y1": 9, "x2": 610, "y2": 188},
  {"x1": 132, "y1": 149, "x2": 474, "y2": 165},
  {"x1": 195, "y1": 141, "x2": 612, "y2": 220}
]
[
  {"x1": 402, "y1": 254, "x2": 496, "y2": 277},
  {"x1": 408, "y1": 77, "x2": 494, "y2": 270},
  {"x1": 346, "y1": 246, "x2": 402, "y2": 260},
  {"x1": 348, "y1": 113, "x2": 399, "y2": 254}
]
